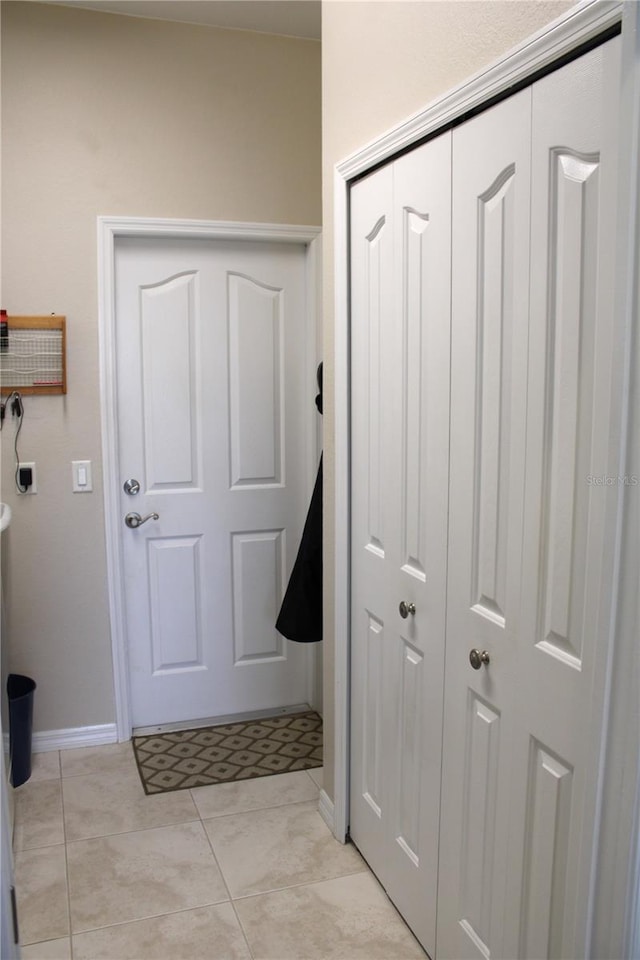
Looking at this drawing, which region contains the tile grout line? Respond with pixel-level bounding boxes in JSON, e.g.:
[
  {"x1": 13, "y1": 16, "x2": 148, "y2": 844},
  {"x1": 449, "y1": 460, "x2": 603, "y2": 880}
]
[
  {"x1": 226, "y1": 865, "x2": 372, "y2": 903},
  {"x1": 195, "y1": 793, "x2": 257, "y2": 960},
  {"x1": 65, "y1": 898, "x2": 237, "y2": 939},
  {"x1": 192, "y1": 793, "x2": 322, "y2": 824},
  {"x1": 63, "y1": 814, "x2": 202, "y2": 846},
  {"x1": 58, "y1": 750, "x2": 75, "y2": 960}
]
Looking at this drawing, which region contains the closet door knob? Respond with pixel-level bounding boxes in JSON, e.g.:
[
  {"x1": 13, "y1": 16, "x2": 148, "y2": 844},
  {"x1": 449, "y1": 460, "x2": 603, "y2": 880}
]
[
  {"x1": 469, "y1": 649, "x2": 490, "y2": 670},
  {"x1": 399, "y1": 601, "x2": 416, "y2": 619}
]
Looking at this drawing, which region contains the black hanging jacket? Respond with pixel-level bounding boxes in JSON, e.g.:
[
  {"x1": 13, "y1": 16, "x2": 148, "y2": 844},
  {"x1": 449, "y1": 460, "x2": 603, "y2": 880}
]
[{"x1": 275, "y1": 364, "x2": 323, "y2": 643}]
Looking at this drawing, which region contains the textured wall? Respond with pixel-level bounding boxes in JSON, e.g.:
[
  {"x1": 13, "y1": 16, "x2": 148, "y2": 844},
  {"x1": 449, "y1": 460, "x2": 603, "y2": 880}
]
[
  {"x1": 0, "y1": 2, "x2": 321, "y2": 733},
  {"x1": 321, "y1": 0, "x2": 575, "y2": 802}
]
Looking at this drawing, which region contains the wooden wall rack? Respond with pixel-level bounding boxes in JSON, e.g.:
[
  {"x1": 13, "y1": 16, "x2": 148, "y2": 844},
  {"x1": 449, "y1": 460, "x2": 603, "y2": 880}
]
[{"x1": 0, "y1": 315, "x2": 67, "y2": 395}]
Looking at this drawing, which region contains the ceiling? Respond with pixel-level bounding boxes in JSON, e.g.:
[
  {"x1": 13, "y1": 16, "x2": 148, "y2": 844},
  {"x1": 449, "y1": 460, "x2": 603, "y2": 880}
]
[{"x1": 42, "y1": 0, "x2": 321, "y2": 40}]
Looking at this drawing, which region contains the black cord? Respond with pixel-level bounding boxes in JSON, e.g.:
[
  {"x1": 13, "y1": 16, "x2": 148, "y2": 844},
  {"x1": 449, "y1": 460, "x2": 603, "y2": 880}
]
[
  {"x1": 1, "y1": 390, "x2": 19, "y2": 425},
  {"x1": 14, "y1": 409, "x2": 25, "y2": 492},
  {"x1": 4, "y1": 391, "x2": 28, "y2": 493}
]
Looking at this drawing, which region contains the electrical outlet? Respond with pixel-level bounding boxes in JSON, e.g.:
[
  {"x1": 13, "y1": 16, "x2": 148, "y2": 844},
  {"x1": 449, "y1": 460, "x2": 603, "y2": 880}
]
[{"x1": 17, "y1": 461, "x2": 37, "y2": 494}]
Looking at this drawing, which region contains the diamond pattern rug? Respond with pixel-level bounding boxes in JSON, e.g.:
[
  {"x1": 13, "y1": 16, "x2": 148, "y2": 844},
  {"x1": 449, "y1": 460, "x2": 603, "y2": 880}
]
[{"x1": 132, "y1": 710, "x2": 323, "y2": 795}]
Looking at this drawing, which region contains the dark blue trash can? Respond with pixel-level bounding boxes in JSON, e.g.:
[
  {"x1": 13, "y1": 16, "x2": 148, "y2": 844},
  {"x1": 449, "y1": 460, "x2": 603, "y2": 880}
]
[{"x1": 7, "y1": 674, "x2": 36, "y2": 787}]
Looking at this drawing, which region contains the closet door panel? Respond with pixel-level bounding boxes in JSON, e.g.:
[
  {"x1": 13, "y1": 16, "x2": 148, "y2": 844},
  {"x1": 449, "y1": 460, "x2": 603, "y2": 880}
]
[
  {"x1": 438, "y1": 88, "x2": 532, "y2": 960},
  {"x1": 387, "y1": 134, "x2": 451, "y2": 957},
  {"x1": 505, "y1": 38, "x2": 621, "y2": 960},
  {"x1": 350, "y1": 131, "x2": 451, "y2": 958},
  {"x1": 350, "y1": 163, "x2": 395, "y2": 883}
]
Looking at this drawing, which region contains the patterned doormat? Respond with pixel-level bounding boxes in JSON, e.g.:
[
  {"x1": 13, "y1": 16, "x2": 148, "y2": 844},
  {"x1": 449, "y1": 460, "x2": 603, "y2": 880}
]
[{"x1": 132, "y1": 710, "x2": 322, "y2": 795}]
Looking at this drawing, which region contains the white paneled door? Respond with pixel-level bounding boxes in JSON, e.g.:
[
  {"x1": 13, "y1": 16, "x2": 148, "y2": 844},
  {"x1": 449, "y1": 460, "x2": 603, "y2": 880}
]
[
  {"x1": 350, "y1": 132, "x2": 452, "y2": 957},
  {"x1": 350, "y1": 36, "x2": 621, "y2": 960},
  {"x1": 436, "y1": 86, "x2": 533, "y2": 960},
  {"x1": 115, "y1": 237, "x2": 313, "y2": 729},
  {"x1": 438, "y1": 40, "x2": 620, "y2": 960}
]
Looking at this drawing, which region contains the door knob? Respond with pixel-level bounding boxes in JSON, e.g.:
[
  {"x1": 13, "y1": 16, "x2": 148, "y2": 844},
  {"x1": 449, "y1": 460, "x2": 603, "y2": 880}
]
[
  {"x1": 469, "y1": 648, "x2": 490, "y2": 670},
  {"x1": 123, "y1": 478, "x2": 141, "y2": 495},
  {"x1": 124, "y1": 511, "x2": 159, "y2": 529},
  {"x1": 399, "y1": 600, "x2": 416, "y2": 619}
]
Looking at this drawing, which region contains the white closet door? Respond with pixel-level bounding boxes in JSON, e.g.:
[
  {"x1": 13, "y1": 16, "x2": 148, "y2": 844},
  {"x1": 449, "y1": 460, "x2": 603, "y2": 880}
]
[
  {"x1": 503, "y1": 39, "x2": 621, "y2": 959},
  {"x1": 350, "y1": 132, "x2": 451, "y2": 956},
  {"x1": 437, "y1": 88, "x2": 533, "y2": 960},
  {"x1": 350, "y1": 161, "x2": 395, "y2": 885},
  {"x1": 438, "y1": 38, "x2": 621, "y2": 960}
]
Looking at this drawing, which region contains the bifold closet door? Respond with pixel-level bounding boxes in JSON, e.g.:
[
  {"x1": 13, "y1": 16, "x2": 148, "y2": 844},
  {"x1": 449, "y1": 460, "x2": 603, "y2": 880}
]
[
  {"x1": 436, "y1": 86, "x2": 533, "y2": 960},
  {"x1": 502, "y1": 39, "x2": 621, "y2": 960},
  {"x1": 437, "y1": 37, "x2": 620, "y2": 960},
  {"x1": 350, "y1": 132, "x2": 451, "y2": 957}
]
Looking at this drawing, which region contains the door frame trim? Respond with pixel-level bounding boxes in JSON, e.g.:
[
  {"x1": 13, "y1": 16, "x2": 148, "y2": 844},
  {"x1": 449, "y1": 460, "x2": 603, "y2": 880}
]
[
  {"x1": 332, "y1": 1, "x2": 639, "y2": 954},
  {"x1": 98, "y1": 216, "x2": 322, "y2": 741}
]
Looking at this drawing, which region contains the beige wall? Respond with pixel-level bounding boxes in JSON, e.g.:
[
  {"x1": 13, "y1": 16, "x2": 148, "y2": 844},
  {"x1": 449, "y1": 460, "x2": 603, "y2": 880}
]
[
  {"x1": 0, "y1": 2, "x2": 321, "y2": 733},
  {"x1": 321, "y1": 0, "x2": 575, "y2": 801}
]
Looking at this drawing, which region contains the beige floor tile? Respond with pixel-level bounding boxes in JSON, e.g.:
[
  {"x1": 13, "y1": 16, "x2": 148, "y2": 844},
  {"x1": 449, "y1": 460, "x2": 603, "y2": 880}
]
[
  {"x1": 67, "y1": 821, "x2": 229, "y2": 932},
  {"x1": 191, "y1": 770, "x2": 319, "y2": 819},
  {"x1": 60, "y1": 741, "x2": 137, "y2": 778},
  {"x1": 235, "y1": 872, "x2": 427, "y2": 959},
  {"x1": 29, "y1": 752, "x2": 61, "y2": 782},
  {"x1": 21, "y1": 937, "x2": 72, "y2": 959},
  {"x1": 14, "y1": 780, "x2": 64, "y2": 850},
  {"x1": 14, "y1": 845, "x2": 69, "y2": 945},
  {"x1": 204, "y1": 800, "x2": 365, "y2": 898},
  {"x1": 307, "y1": 766, "x2": 323, "y2": 789},
  {"x1": 62, "y1": 764, "x2": 198, "y2": 840},
  {"x1": 72, "y1": 903, "x2": 251, "y2": 959}
]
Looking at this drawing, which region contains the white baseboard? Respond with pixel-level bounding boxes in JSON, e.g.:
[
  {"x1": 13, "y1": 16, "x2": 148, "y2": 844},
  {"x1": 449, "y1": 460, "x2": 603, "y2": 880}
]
[
  {"x1": 32, "y1": 724, "x2": 119, "y2": 752},
  {"x1": 318, "y1": 788, "x2": 336, "y2": 836}
]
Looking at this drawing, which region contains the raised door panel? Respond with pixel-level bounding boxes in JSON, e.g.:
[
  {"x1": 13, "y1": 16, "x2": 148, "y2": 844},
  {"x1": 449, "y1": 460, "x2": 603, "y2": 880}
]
[
  {"x1": 535, "y1": 149, "x2": 600, "y2": 668},
  {"x1": 400, "y1": 206, "x2": 430, "y2": 582},
  {"x1": 231, "y1": 530, "x2": 286, "y2": 664},
  {"x1": 228, "y1": 273, "x2": 283, "y2": 488},
  {"x1": 395, "y1": 638, "x2": 425, "y2": 861},
  {"x1": 141, "y1": 272, "x2": 201, "y2": 491},
  {"x1": 148, "y1": 536, "x2": 204, "y2": 673},
  {"x1": 458, "y1": 694, "x2": 502, "y2": 956},
  {"x1": 518, "y1": 741, "x2": 573, "y2": 960},
  {"x1": 364, "y1": 213, "x2": 388, "y2": 558},
  {"x1": 471, "y1": 166, "x2": 517, "y2": 629},
  {"x1": 438, "y1": 88, "x2": 532, "y2": 960},
  {"x1": 362, "y1": 612, "x2": 385, "y2": 817}
]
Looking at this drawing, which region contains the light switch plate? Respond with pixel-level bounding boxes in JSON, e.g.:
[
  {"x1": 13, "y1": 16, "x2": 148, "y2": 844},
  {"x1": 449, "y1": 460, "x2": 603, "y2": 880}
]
[{"x1": 72, "y1": 460, "x2": 92, "y2": 493}]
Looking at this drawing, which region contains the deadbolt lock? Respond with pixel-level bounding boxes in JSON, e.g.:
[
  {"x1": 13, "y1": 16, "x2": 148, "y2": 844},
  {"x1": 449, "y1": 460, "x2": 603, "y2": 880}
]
[{"x1": 123, "y1": 478, "x2": 141, "y2": 496}]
